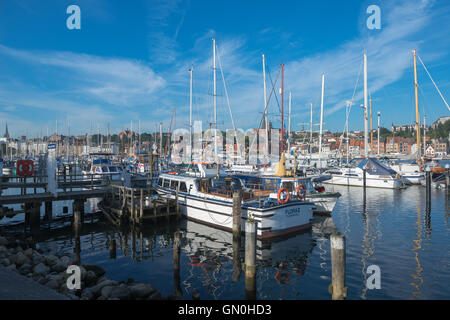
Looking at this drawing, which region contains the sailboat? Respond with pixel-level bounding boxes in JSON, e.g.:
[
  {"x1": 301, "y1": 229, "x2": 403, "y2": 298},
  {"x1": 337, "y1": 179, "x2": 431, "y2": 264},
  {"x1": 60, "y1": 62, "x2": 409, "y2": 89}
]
[{"x1": 323, "y1": 53, "x2": 403, "y2": 189}]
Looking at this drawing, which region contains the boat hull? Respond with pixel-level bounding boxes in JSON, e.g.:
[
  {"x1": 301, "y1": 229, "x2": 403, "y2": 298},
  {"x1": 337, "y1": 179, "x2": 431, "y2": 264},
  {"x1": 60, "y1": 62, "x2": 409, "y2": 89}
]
[
  {"x1": 323, "y1": 175, "x2": 403, "y2": 189},
  {"x1": 156, "y1": 187, "x2": 314, "y2": 239}
]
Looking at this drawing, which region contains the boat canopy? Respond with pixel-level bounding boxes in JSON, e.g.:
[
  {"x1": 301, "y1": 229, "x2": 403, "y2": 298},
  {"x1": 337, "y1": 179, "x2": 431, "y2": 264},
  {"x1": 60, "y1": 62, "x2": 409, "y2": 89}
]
[
  {"x1": 93, "y1": 158, "x2": 111, "y2": 165},
  {"x1": 358, "y1": 158, "x2": 397, "y2": 175}
]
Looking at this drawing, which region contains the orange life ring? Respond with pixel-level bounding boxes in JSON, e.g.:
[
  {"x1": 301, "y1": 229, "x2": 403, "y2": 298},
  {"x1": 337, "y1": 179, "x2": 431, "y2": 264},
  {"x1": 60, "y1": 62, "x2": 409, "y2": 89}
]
[
  {"x1": 277, "y1": 187, "x2": 289, "y2": 204},
  {"x1": 17, "y1": 160, "x2": 34, "y2": 177},
  {"x1": 296, "y1": 184, "x2": 306, "y2": 200}
]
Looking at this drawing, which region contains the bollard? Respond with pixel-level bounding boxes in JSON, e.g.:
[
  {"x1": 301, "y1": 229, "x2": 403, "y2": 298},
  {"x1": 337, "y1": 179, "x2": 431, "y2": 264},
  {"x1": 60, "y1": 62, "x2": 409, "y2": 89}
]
[
  {"x1": 245, "y1": 219, "x2": 256, "y2": 300},
  {"x1": 232, "y1": 192, "x2": 242, "y2": 237},
  {"x1": 329, "y1": 233, "x2": 347, "y2": 300},
  {"x1": 173, "y1": 231, "x2": 182, "y2": 298}
]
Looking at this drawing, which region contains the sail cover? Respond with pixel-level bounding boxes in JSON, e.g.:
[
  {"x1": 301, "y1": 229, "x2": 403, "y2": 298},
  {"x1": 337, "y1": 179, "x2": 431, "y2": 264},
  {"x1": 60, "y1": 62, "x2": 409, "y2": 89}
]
[{"x1": 357, "y1": 158, "x2": 397, "y2": 176}]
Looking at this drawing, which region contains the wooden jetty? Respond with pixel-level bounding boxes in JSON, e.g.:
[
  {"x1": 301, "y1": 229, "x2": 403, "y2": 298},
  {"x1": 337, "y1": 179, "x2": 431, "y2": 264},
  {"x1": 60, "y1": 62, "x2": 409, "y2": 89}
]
[
  {"x1": 99, "y1": 184, "x2": 180, "y2": 227},
  {"x1": 0, "y1": 171, "x2": 112, "y2": 233}
]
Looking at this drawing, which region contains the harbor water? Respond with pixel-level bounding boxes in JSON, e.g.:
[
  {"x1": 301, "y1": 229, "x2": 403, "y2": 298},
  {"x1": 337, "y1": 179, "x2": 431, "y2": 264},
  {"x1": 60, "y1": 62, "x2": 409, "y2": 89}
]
[{"x1": 1, "y1": 184, "x2": 449, "y2": 300}]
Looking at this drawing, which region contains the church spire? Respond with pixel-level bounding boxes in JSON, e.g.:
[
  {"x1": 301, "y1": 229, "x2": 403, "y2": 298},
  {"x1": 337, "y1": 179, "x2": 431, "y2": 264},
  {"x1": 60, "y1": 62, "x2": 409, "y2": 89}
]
[{"x1": 3, "y1": 122, "x2": 9, "y2": 139}]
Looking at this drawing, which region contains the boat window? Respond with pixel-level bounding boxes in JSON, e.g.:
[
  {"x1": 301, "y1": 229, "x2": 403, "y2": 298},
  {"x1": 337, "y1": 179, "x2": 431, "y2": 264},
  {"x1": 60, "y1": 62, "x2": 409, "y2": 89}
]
[
  {"x1": 95, "y1": 167, "x2": 102, "y2": 173},
  {"x1": 180, "y1": 182, "x2": 187, "y2": 192},
  {"x1": 163, "y1": 179, "x2": 170, "y2": 188},
  {"x1": 157, "y1": 178, "x2": 163, "y2": 186},
  {"x1": 170, "y1": 180, "x2": 179, "y2": 190},
  {"x1": 281, "y1": 181, "x2": 295, "y2": 192},
  {"x1": 263, "y1": 179, "x2": 277, "y2": 191},
  {"x1": 109, "y1": 166, "x2": 118, "y2": 173},
  {"x1": 101, "y1": 166, "x2": 108, "y2": 173}
]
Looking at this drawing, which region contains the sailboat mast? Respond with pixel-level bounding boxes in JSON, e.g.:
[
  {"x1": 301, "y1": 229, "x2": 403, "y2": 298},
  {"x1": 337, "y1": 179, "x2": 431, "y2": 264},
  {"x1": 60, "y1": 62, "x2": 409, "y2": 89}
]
[
  {"x1": 413, "y1": 49, "x2": 421, "y2": 158},
  {"x1": 288, "y1": 91, "x2": 292, "y2": 152},
  {"x1": 213, "y1": 38, "x2": 217, "y2": 162},
  {"x1": 310, "y1": 103, "x2": 313, "y2": 154},
  {"x1": 423, "y1": 114, "x2": 426, "y2": 156},
  {"x1": 263, "y1": 54, "x2": 269, "y2": 157},
  {"x1": 189, "y1": 66, "x2": 193, "y2": 162},
  {"x1": 370, "y1": 97, "x2": 373, "y2": 153},
  {"x1": 319, "y1": 73, "x2": 325, "y2": 161},
  {"x1": 138, "y1": 120, "x2": 141, "y2": 153},
  {"x1": 281, "y1": 63, "x2": 284, "y2": 154},
  {"x1": 363, "y1": 52, "x2": 369, "y2": 158},
  {"x1": 377, "y1": 112, "x2": 381, "y2": 155}
]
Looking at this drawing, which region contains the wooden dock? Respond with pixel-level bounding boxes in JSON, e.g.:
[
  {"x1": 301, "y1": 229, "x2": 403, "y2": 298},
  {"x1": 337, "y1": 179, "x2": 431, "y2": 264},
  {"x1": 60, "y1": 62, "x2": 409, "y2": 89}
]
[{"x1": 99, "y1": 184, "x2": 180, "y2": 227}]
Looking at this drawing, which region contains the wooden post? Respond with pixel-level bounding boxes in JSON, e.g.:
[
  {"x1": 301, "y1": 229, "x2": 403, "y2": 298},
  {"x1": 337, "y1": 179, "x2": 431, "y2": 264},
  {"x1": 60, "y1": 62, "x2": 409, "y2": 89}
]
[
  {"x1": 232, "y1": 232, "x2": 241, "y2": 282},
  {"x1": 63, "y1": 167, "x2": 67, "y2": 192},
  {"x1": 44, "y1": 201, "x2": 52, "y2": 222},
  {"x1": 176, "y1": 184, "x2": 180, "y2": 213},
  {"x1": 122, "y1": 187, "x2": 126, "y2": 209},
  {"x1": 232, "y1": 191, "x2": 242, "y2": 237},
  {"x1": 140, "y1": 188, "x2": 144, "y2": 222},
  {"x1": 363, "y1": 168, "x2": 367, "y2": 190},
  {"x1": 173, "y1": 231, "x2": 182, "y2": 298},
  {"x1": 329, "y1": 233, "x2": 347, "y2": 300},
  {"x1": 131, "y1": 189, "x2": 135, "y2": 223},
  {"x1": 73, "y1": 201, "x2": 82, "y2": 230},
  {"x1": 29, "y1": 202, "x2": 41, "y2": 235},
  {"x1": 425, "y1": 167, "x2": 431, "y2": 206},
  {"x1": 446, "y1": 165, "x2": 450, "y2": 189},
  {"x1": 245, "y1": 219, "x2": 256, "y2": 300}
]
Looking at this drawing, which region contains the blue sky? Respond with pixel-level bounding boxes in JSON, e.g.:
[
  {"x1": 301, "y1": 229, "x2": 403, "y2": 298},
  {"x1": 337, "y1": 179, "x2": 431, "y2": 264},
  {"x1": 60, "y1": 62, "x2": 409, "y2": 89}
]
[{"x1": 0, "y1": 0, "x2": 449, "y2": 137}]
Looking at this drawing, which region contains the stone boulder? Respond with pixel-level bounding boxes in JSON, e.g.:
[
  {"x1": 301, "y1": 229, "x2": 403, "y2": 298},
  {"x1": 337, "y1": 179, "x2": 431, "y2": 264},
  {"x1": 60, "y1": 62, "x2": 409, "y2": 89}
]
[{"x1": 33, "y1": 262, "x2": 50, "y2": 276}]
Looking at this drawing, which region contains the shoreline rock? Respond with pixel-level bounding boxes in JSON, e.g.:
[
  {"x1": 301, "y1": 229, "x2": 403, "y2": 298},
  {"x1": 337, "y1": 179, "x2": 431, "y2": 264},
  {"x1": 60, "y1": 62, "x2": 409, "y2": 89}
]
[{"x1": 0, "y1": 231, "x2": 165, "y2": 300}]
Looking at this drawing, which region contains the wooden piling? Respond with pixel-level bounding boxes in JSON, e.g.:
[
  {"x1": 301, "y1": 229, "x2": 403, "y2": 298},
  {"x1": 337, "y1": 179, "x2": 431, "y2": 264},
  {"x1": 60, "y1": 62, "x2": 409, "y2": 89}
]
[
  {"x1": 173, "y1": 231, "x2": 182, "y2": 298},
  {"x1": 176, "y1": 184, "x2": 180, "y2": 213},
  {"x1": 446, "y1": 166, "x2": 450, "y2": 189},
  {"x1": 363, "y1": 168, "x2": 367, "y2": 190},
  {"x1": 131, "y1": 189, "x2": 135, "y2": 223},
  {"x1": 29, "y1": 202, "x2": 41, "y2": 235},
  {"x1": 232, "y1": 191, "x2": 242, "y2": 237},
  {"x1": 329, "y1": 233, "x2": 347, "y2": 300},
  {"x1": 425, "y1": 168, "x2": 431, "y2": 205},
  {"x1": 139, "y1": 189, "x2": 144, "y2": 223},
  {"x1": 232, "y1": 233, "x2": 241, "y2": 282},
  {"x1": 245, "y1": 219, "x2": 256, "y2": 300}
]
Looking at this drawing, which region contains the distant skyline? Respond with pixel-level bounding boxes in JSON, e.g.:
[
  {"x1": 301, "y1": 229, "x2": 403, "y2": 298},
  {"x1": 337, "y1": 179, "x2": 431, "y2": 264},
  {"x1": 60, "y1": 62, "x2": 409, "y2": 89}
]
[{"x1": 1, "y1": 0, "x2": 450, "y2": 138}]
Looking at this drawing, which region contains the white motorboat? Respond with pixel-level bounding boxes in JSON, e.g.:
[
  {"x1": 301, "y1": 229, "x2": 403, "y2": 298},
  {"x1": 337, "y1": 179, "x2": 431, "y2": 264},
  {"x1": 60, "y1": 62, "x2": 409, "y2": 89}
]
[
  {"x1": 323, "y1": 158, "x2": 404, "y2": 189},
  {"x1": 388, "y1": 161, "x2": 424, "y2": 185},
  {"x1": 230, "y1": 173, "x2": 340, "y2": 215},
  {"x1": 81, "y1": 158, "x2": 124, "y2": 182},
  {"x1": 154, "y1": 172, "x2": 314, "y2": 239}
]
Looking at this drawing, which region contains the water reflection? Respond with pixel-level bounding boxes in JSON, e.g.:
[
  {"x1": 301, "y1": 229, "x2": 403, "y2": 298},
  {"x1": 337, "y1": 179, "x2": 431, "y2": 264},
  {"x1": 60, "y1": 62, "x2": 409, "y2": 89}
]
[{"x1": 410, "y1": 206, "x2": 424, "y2": 299}]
